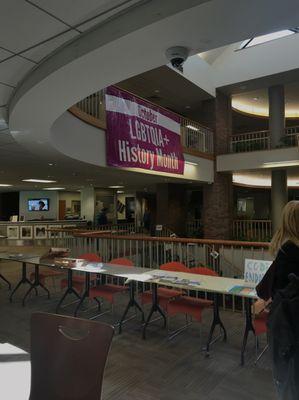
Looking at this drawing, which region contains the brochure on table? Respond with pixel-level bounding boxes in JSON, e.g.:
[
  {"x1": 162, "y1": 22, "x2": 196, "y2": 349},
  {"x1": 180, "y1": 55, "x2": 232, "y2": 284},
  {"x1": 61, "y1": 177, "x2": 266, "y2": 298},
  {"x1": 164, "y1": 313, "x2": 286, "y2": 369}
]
[{"x1": 228, "y1": 258, "x2": 272, "y2": 297}]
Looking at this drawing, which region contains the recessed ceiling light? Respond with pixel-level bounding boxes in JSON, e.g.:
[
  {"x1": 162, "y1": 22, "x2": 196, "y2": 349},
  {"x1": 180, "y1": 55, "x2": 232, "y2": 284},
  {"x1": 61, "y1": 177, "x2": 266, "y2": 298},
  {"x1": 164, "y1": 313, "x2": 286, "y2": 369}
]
[
  {"x1": 22, "y1": 179, "x2": 57, "y2": 183},
  {"x1": 48, "y1": 163, "x2": 54, "y2": 166},
  {"x1": 117, "y1": 190, "x2": 124, "y2": 194},
  {"x1": 185, "y1": 105, "x2": 191, "y2": 109},
  {"x1": 154, "y1": 89, "x2": 160, "y2": 93},
  {"x1": 0, "y1": 184, "x2": 12, "y2": 187},
  {"x1": 109, "y1": 185, "x2": 124, "y2": 189},
  {"x1": 43, "y1": 187, "x2": 65, "y2": 190}
]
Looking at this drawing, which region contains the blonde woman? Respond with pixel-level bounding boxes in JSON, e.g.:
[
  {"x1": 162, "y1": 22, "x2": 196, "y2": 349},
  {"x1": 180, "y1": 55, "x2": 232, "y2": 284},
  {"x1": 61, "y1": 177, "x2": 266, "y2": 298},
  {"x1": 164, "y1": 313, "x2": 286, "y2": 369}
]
[
  {"x1": 257, "y1": 200, "x2": 299, "y2": 300},
  {"x1": 257, "y1": 200, "x2": 299, "y2": 400}
]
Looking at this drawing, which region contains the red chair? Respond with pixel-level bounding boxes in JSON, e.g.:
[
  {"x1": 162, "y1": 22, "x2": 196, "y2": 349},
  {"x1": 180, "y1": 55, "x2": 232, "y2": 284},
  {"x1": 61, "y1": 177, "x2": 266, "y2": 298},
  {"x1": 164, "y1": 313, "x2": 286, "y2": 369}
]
[
  {"x1": 253, "y1": 311, "x2": 269, "y2": 364},
  {"x1": 60, "y1": 253, "x2": 102, "y2": 293},
  {"x1": 89, "y1": 258, "x2": 134, "y2": 308},
  {"x1": 140, "y1": 262, "x2": 188, "y2": 310},
  {"x1": 166, "y1": 266, "x2": 218, "y2": 338}
]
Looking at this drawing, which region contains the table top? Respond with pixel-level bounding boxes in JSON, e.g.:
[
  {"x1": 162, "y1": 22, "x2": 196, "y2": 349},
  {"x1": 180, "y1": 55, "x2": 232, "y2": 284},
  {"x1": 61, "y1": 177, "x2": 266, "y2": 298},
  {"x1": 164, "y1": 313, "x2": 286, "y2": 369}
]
[
  {"x1": 0, "y1": 253, "x2": 257, "y2": 299},
  {"x1": 130, "y1": 269, "x2": 258, "y2": 299},
  {"x1": 0, "y1": 343, "x2": 30, "y2": 400}
]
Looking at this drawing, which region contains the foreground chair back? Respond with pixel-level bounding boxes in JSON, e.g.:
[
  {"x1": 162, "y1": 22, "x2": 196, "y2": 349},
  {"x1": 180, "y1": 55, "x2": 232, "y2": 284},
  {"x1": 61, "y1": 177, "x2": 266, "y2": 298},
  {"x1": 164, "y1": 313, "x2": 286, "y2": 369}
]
[{"x1": 29, "y1": 312, "x2": 114, "y2": 400}]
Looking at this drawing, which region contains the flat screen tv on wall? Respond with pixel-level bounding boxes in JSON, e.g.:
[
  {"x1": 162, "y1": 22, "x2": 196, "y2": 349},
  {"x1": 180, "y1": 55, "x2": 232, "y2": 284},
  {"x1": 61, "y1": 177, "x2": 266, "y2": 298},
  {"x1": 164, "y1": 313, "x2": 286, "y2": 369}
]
[{"x1": 28, "y1": 198, "x2": 50, "y2": 211}]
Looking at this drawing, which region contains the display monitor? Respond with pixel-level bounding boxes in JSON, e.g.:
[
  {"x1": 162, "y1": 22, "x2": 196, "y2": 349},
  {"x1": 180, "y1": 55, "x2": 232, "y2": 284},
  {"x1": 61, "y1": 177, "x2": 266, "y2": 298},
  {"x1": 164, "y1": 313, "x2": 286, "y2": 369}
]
[{"x1": 28, "y1": 198, "x2": 50, "y2": 211}]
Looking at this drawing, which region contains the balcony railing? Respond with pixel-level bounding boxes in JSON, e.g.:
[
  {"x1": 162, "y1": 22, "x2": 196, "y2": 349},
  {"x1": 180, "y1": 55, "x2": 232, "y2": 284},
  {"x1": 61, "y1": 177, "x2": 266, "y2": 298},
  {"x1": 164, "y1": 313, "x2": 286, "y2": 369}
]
[
  {"x1": 233, "y1": 219, "x2": 272, "y2": 242},
  {"x1": 49, "y1": 230, "x2": 272, "y2": 312},
  {"x1": 70, "y1": 89, "x2": 214, "y2": 157},
  {"x1": 230, "y1": 127, "x2": 299, "y2": 153},
  {"x1": 50, "y1": 230, "x2": 270, "y2": 277},
  {"x1": 181, "y1": 118, "x2": 213, "y2": 155}
]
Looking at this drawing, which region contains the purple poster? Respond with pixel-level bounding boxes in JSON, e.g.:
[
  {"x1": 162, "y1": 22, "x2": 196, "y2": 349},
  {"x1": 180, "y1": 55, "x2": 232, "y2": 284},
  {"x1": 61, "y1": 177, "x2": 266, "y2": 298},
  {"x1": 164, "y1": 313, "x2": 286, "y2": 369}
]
[{"x1": 105, "y1": 86, "x2": 185, "y2": 175}]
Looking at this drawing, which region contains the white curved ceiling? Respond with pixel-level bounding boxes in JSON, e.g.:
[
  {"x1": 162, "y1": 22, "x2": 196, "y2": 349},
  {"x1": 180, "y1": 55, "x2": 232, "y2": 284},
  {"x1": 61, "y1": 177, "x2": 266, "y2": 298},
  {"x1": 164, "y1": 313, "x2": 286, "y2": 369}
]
[{"x1": 1, "y1": 0, "x2": 299, "y2": 191}]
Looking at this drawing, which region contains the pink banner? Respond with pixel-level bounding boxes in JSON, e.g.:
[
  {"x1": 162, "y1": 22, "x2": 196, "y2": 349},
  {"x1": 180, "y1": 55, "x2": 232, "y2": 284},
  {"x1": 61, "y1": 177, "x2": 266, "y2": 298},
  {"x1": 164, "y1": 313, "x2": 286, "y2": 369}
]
[{"x1": 105, "y1": 86, "x2": 184, "y2": 174}]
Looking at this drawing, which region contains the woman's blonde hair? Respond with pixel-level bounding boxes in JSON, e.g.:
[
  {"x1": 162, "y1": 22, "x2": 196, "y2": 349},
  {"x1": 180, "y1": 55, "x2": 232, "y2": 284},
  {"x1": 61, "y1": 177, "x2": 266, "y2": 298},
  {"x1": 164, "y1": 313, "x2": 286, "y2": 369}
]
[{"x1": 270, "y1": 200, "x2": 299, "y2": 256}]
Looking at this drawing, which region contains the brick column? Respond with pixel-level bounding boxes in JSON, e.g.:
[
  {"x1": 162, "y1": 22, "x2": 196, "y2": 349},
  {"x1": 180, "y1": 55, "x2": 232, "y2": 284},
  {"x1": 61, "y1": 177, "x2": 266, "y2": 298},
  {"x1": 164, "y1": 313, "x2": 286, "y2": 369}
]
[
  {"x1": 156, "y1": 183, "x2": 187, "y2": 236},
  {"x1": 202, "y1": 90, "x2": 233, "y2": 239}
]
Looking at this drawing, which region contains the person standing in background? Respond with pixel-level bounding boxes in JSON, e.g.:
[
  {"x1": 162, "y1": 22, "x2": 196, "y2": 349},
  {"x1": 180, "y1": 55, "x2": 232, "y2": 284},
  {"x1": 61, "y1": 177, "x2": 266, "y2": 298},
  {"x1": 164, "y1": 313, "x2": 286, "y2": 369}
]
[{"x1": 96, "y1": 208, "x2": 108, "y2": 227}]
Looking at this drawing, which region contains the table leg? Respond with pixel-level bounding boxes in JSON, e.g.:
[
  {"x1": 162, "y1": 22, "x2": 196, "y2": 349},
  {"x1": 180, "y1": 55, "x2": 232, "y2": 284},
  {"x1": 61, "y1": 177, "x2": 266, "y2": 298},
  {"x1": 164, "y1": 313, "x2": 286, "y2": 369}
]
[
  {"x1": 9, "y1": 262, "x2": 32, "y2": 303},
  {"x1": 118, "y1": 280, "x2": 145, "y2": 334},
  {"x1": 206, "y1": 293, "x2": 227, "y2": 353},
  {"x1": 241, "y1": 297, "x2": 255, "y2": 366},
  {"x1": 142, "y1": 283, "x2": 167, "y2": 339},
  {"x1": 56, "y1": 269, "x2": 81, "y2": 313},
  {"x1": 22, "y1": 265, "x2": 50, "y2": 306},
  {"x1": 0, "y1": 273, "x2": 11, "y2": 290},
  {"x1": 74, "y1": 272, "x2": 90, "y2": 317}
]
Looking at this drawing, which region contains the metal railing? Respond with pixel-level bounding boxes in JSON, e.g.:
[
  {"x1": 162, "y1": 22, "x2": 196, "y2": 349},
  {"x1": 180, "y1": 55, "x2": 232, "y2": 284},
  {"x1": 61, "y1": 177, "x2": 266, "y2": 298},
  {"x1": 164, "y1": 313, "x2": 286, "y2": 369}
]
[
  {"x1": 76, "y1": 91, "x2": 106, "y2": 122},
  {"x1": 230, "y1": 127, "x2": 299, "y2": 153},
  {"x1": 49, "y1": 231, "x2": 271, "y2": 313},
  {"x1": 73, "y1": 89, "x2": 214, "y2": 156},
  {"x1": 181, "y1": 118, "x2": 214, "y2": 154},
  {"x1": 50, "y1": 230, "x2": 271, "y2": 277},
  {"x1": 92, "y1": 222, "x2": 136, "y2": 234},
  {"x1": 233, "y1": 220, "x2": 272, "y2": 242},
  {"x1": 186, "y1": 219, "x2": 202, "y2": 237}
]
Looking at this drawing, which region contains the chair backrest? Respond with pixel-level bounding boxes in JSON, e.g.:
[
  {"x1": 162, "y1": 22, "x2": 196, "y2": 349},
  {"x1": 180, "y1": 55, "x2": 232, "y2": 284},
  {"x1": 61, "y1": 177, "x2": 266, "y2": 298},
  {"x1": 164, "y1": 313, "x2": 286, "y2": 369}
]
[
  {"x1": 29, "y1": 312, "x2": 114, "y2": 400},
  {"x1": 191, "y1": 266, "x2": 219, "y2": 277},
  {"x1": 108, "y1": 258, "x2": 134, "y2": 267},
  {"x1": 160, "y1": 261, "x2": 188, "y2": 273},
  {"x1": 79, "y1": 253, "x2": 102, "y2": 262}
]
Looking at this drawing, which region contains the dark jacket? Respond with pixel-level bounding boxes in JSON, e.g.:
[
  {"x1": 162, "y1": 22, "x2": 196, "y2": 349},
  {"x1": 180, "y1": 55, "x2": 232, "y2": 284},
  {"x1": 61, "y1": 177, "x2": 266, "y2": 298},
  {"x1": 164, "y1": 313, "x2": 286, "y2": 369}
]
[
  {"x1": 256, "y1": 241, "x2": 299, "y2": 300},
  {"x1": 268, "y1": 274, "x2": 299, "y2": 400}
]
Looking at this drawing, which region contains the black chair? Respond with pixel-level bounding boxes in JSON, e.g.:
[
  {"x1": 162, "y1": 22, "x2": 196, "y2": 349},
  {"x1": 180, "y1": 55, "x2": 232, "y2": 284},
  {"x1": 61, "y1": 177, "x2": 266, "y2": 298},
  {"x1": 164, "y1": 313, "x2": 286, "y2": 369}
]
[{"x1": 29, "y1": 312, "x2": 114, "y2": 400}]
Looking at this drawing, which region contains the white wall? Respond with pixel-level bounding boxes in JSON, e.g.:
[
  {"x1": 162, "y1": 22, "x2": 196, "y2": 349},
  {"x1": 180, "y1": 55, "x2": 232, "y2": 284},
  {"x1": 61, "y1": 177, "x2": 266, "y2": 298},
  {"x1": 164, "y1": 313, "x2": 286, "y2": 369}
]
[
  {"x1": 80, "y1": 187, "x2": 95, "y2": 222},
  {"x1": 19, "y1": 190, "x2": 58, "y2": 220},
  {"x1": 217, "y1": 147, "x2": 299, "y2": 172}
]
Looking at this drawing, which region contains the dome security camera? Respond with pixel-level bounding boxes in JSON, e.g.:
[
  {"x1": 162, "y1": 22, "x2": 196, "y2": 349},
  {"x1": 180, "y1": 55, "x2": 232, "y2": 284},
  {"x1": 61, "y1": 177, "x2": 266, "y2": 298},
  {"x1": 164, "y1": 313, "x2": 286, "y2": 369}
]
[{"x1": 165, "y1": 46, "x2": 190, "y2": 72}]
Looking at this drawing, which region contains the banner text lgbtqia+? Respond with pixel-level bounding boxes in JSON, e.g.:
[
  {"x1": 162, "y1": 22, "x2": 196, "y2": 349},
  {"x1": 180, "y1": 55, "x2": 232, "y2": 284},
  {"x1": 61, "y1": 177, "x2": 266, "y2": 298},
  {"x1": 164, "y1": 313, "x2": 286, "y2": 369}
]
[{"x1": 105, "y1": 86, "x2": 185, "y2": 175}]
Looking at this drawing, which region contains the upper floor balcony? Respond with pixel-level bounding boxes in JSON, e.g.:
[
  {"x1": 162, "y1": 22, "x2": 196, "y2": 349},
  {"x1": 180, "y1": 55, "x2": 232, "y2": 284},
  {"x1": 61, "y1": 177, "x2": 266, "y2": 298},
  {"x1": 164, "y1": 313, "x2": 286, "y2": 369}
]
[
  {"x1": 69, "y1": 89, "x2": 214, "y2": 160},
  {"x1": 217, "y1": 125, "x2": 299, "y2": 173},
  {"x1": 230, "y1": 126, "x2": 299, "y2": 153}
]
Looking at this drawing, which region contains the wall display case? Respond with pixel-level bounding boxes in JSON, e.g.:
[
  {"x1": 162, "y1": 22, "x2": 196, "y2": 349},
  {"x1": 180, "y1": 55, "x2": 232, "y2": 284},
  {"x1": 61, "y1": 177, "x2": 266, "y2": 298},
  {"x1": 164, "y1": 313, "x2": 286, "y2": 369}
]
[
  {"x1": 34, "y1": 225, "x2": 47, "y2": 239},
  {"x1": 7, "y1": 226, "x2": 19, "y2": 239},
  {"x1": 20, "y1": 226, "x2": 33, "y2": 239}
]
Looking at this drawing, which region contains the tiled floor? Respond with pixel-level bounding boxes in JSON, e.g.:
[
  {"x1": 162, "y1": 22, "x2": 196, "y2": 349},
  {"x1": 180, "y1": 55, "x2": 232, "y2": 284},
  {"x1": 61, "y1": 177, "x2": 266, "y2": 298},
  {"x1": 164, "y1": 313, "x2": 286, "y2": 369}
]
[{"x1": 0, "y1": 246, "x2": 277, "y2": 400}]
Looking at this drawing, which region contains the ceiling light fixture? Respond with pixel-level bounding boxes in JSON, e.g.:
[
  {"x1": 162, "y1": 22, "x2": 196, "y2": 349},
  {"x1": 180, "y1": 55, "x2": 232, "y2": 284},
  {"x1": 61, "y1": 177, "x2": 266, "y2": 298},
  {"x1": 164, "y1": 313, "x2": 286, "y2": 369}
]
[
  {"x1": 186, "y1": 125, "x2": 199, "y2": 132},
  {"x1": 117, "y1": 190, "x2": 124, "y2": 194},
  {"x1": 109, "y1": 185, "x2": 124, "y2": 189},
  {"x1": 185, "y1": 161, "x2": 198, "y2": 166},
  {"x1": 262, "y1": 160, "x2": 299, "y2": 168},
  {"x1": 43, "y1": 187, "x2": 65, "y2": 190},
  {"x1": 22, "y1": 179, "x2": 57, "y2": 183},
  {"x1": 0, "y1": 184, "x2": 12, "y2": 187}
]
